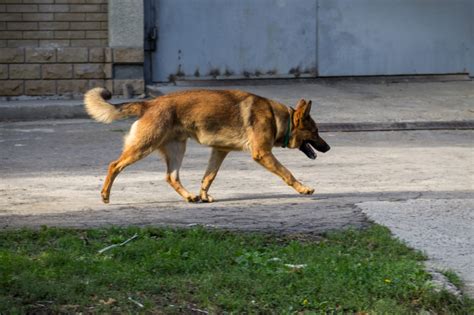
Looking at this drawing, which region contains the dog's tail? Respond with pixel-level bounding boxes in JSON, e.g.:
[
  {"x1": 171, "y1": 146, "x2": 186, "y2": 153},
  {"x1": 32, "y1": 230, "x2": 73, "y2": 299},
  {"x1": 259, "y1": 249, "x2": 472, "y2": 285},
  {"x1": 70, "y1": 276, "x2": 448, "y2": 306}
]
[{"x1": 84, "y1": 87, "x2": 147, "y2": 124}]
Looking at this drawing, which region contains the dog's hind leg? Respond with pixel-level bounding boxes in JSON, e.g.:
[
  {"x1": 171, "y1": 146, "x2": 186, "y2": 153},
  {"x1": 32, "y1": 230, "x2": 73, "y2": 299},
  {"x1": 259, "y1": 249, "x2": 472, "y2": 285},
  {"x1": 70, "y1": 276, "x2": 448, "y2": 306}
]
[
  {"x1": 101, "y1": 120, "x2": 156, "y2": 203},
  {"x1": 159, "y1": 140, "x2": 199, "y2": 202},
  {"x1": 199, "y1": 148, "x2": 228, "y2": 202},
  {"x1": 101, "y1": 143, "x2": 154, "y2": 203}
]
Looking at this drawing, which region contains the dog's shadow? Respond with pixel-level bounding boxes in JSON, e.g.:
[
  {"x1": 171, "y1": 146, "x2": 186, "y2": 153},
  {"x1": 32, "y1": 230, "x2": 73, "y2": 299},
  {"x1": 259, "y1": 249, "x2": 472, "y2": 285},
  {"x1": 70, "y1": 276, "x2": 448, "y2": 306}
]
[
  {"x1": 112, "y1": 190, "x2": 473, "y2": 207},
  {"x1": 217, "y1": 193, "x2": 313, "y2": 203},
  {"x1": 183, "y1": 190, "x2": 460, "y2": 204},
  {"x1": 111, "y1": 193, "x2": 306, "y2": 206}
]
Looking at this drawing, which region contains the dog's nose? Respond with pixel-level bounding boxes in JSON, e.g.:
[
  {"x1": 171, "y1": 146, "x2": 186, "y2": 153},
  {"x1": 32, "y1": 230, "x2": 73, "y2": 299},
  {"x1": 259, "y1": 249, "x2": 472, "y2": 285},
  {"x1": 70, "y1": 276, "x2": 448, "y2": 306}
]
[{"x1": 316, "y1": 139, "x2": 330, "y2": 153}]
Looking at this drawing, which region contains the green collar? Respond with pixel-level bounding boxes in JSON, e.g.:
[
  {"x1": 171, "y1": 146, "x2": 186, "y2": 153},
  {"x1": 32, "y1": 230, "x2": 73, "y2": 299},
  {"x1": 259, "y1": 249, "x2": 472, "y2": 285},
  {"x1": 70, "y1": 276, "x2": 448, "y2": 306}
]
[{"x1": 282, "y1": 109, "x2": 292, "y2": 148}]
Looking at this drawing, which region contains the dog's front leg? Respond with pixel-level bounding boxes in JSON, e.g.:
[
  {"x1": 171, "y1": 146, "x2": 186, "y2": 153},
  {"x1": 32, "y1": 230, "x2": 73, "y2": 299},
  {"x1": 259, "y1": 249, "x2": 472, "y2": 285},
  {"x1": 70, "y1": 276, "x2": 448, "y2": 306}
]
[
  {"x1": 200, "y1": 149, "x2": 228, "y2": 202},
  {"x1": 252, "y1": 150, "x2": 314, "y2": 195}
]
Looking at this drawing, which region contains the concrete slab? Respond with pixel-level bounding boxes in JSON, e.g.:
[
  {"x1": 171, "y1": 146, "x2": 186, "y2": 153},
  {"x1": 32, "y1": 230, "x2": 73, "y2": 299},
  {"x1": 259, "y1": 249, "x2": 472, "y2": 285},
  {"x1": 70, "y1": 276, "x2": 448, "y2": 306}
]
[{"x1": 108, "y1": 0, "x2": 144, "y2": 48}]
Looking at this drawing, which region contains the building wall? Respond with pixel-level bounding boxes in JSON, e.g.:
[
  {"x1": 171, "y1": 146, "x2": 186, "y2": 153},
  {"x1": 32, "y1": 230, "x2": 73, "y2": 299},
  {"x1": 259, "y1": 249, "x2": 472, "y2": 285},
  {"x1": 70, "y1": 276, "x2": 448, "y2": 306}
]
[{"x1": 0, "y1": 0, "x2": 144, "y2": 97}]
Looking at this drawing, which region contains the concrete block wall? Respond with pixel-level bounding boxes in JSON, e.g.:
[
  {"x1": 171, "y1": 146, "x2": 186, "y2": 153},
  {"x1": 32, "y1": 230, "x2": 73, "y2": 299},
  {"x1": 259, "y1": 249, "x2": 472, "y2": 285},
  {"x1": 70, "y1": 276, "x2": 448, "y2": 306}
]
[
  {"x1": 0, "y1": 0, "x2": 145, "y2": 97},
  {"x1": 0, "y1": 0, "x2": 108, "y2": 49}
]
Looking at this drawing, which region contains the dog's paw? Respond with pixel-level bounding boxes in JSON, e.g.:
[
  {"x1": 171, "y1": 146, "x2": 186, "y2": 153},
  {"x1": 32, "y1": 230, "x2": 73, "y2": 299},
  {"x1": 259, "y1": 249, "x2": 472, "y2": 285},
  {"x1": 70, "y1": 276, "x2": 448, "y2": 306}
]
[
  {"x1": 101, "y1": 193, "x2": 110, "y2": 204},
  {"x1": 185, "y1": 194, "x2": 201, "y2": 203},
  {"x1": 298, "y1": 186, "x2": 315, "y2": 195},
  {"x1": 200, "y1": 193, "x2": 215, "y2": 203}
]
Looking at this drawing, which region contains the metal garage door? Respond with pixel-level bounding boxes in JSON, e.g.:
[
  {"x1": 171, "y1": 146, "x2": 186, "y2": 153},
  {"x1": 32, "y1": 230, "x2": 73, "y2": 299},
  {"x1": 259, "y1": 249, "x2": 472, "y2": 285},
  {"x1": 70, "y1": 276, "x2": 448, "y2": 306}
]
[
  {"x1": 149, "y1": 0, "x2": 317, "y2": 82},
  {"x1": 146, "y1": 0, "x2": 473, "y2": 82},
  {"x1": 317, "y1": 0, "x2": 473, "y2": 76}
]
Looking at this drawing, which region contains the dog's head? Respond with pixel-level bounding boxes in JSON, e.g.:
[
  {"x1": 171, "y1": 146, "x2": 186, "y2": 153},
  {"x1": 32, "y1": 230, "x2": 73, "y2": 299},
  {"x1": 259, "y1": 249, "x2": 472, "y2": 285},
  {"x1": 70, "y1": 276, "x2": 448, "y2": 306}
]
[{"x1": 288, "y1": 99, "x2": 330, "y2": 160}]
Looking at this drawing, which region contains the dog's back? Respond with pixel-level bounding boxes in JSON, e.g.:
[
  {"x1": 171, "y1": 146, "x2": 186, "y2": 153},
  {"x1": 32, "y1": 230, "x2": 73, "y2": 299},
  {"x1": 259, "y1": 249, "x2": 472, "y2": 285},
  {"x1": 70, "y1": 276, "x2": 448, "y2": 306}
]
[{"x1": 137, "y1": 89, "x2": 284, "y2": 151}]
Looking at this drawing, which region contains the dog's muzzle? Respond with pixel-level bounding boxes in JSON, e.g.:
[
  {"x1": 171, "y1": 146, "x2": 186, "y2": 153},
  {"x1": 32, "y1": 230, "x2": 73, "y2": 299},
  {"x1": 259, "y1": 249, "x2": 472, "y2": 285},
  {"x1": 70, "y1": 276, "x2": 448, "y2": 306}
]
[{"x1": 299, "y1": 139, "x2": 330, "y2": 160}]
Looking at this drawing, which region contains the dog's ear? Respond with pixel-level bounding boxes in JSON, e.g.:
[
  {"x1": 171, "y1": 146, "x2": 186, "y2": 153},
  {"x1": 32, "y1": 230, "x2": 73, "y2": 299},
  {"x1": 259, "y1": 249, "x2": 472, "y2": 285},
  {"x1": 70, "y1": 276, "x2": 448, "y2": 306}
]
[{"x1": 294, "y1": 99, "x2": 312, "y2": 126}]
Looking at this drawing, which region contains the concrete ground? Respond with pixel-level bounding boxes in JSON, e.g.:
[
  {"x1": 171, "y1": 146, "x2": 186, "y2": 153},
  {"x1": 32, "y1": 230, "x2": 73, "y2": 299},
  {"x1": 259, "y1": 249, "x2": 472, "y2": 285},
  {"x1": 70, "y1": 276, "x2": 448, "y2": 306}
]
[{"x1": 0, "y1": 79, "x2": 473, "y2": 296}]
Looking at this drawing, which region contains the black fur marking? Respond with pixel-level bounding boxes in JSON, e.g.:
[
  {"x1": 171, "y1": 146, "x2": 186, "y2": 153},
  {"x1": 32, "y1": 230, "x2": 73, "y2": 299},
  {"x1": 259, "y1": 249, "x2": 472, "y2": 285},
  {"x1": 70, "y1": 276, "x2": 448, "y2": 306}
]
[{"x1": 100, "y1": 89, "x2": 112, "y2": 100}]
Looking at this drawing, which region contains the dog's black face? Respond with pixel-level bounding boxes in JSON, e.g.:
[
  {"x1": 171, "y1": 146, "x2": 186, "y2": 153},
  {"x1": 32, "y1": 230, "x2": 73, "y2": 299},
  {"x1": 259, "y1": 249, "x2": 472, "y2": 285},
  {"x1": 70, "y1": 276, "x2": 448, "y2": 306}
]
[
  {"x1": 298, "y1": 121, "x2": 330, "y2": 160},
  {"x1": 290, "y1": 99, "x2": 331, "y2": 160}
]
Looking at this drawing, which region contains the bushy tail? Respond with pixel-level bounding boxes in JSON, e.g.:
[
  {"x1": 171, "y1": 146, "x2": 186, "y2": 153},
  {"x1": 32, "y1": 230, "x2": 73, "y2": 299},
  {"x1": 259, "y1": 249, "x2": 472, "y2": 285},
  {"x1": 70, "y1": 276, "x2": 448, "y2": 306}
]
[{"x1": 84, "y1": 87, "x2": 146, "y2": 123}]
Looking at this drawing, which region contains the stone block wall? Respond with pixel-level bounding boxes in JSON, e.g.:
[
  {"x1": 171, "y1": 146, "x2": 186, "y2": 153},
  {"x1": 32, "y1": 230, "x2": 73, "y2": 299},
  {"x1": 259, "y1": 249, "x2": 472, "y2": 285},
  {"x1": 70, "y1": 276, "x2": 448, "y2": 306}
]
[
  {"x1": 0, "y1": 0, "x2": 108, "y2": 49},
  {"x1": 0, "y1": 0, "x2": 145, "y2": 97}
]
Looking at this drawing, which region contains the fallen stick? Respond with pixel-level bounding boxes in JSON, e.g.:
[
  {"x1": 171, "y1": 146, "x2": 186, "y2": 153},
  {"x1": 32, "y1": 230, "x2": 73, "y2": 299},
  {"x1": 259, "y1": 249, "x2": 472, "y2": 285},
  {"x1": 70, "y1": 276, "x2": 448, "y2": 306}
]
[
  {"x1": 97, "y1": 233, "x2": 139, "y2": 254},
  {"x1": 191, "y1": 307, "x2": 209, "y2": 314},
  {"x1": 128, "y1": 297, "x2": 144, "y2": 308}
]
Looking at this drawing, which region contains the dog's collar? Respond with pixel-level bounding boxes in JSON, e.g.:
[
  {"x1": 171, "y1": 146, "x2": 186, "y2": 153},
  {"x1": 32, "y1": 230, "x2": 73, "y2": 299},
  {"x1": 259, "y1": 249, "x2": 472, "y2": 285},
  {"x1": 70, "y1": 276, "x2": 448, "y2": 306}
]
[{"x1": 282, "y1": 108, "x2": 293, "y2": 148}]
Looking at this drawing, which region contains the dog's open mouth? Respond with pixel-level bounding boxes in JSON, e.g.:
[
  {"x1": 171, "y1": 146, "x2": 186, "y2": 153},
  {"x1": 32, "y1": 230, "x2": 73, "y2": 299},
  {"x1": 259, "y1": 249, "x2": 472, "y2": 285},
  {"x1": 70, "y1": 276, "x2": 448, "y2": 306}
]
[{"x1": 299, "y1": 141, "x2": 317, "y2": 160}]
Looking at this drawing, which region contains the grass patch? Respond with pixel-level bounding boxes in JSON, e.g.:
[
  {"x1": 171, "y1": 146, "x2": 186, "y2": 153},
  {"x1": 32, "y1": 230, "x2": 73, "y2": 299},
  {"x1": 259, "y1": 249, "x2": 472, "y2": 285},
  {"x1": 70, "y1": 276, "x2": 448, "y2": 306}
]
[
  {"x1": 0, "y1": 225, "x2": 472, "y2": 313},
  {"x1": 441, "y1": 269, "x2": 464, "y2": 290}
]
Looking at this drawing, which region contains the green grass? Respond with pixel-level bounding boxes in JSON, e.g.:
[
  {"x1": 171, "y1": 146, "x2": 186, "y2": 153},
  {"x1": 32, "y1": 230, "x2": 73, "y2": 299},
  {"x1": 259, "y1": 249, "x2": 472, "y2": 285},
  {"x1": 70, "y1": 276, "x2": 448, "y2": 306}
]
[
  {"x1": 441, "y1": 270, "x2": 464, "y2": 290},
  {"x1": 0, "y1": 225, "x2": 472, "y2": 314}
]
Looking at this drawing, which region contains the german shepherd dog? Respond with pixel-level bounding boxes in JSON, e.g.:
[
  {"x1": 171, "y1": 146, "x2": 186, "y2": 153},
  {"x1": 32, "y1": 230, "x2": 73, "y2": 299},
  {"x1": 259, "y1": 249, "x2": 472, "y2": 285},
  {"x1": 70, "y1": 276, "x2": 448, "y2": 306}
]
[{"x1": 84, "y1": 88, "x2": 330, "y2": 203}]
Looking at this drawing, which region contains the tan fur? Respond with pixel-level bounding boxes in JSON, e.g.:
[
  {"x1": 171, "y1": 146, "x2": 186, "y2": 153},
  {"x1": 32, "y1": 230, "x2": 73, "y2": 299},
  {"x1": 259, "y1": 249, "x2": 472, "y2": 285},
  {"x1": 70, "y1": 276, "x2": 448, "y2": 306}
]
[{"x1": 84, "y1": 88, "x2": 329, "y2": 203}]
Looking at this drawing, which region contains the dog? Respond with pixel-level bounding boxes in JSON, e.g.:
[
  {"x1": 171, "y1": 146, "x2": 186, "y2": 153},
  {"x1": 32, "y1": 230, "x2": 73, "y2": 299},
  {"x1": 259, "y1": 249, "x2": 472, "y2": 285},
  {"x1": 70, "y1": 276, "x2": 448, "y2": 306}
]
[{"x1": 84, "y1": 88, "x2": 330, "y2": 203}]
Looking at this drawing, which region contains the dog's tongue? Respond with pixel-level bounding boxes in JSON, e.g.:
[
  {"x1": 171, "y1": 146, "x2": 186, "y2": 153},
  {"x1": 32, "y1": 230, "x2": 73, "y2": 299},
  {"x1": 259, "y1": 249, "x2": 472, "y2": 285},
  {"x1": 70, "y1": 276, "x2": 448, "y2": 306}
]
[{"x1": 299, "y1": 141, "x2": 317, "y2": 160}]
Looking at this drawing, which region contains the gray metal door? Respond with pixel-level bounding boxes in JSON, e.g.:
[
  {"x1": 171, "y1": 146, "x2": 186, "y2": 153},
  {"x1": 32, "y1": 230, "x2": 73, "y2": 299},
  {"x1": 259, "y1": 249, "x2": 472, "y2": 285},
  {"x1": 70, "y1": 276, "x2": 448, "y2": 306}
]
[
  {"x1": 148, "y1": 0, "x2": 473, "y2": 82},
  {"x1": 318, "y1": 0, "x2": 473, "y2": 76},
  {"x1": 151, "y1": 0, "x2": 317, "y2": 82}
]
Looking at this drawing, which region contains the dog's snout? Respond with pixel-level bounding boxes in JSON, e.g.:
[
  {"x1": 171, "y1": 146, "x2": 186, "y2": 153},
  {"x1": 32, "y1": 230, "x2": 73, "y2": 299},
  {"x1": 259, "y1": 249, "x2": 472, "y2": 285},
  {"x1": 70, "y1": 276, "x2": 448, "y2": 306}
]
[
  {"x1": 321, "y1": 143, "x2": 330, "y2": 153},
  {"x1": 314, "y1": 137, "x2": 330, "y2": 153}
]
